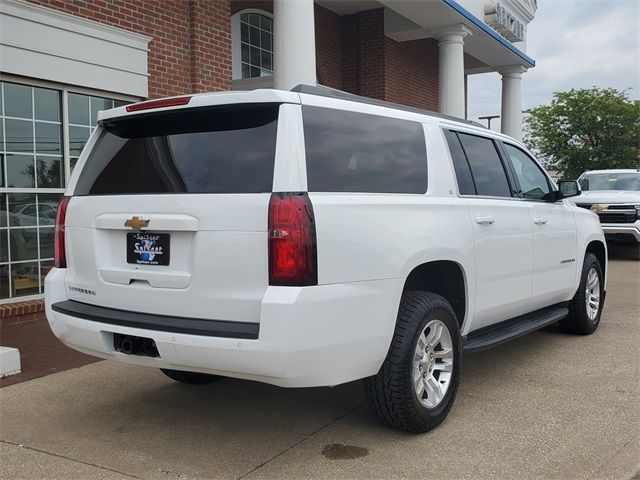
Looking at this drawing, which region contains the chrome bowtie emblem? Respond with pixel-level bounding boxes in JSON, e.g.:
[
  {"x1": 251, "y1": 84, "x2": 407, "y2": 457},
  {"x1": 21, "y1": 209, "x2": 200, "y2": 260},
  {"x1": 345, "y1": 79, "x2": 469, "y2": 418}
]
[{"x1": 124, "y1": 216, "x2": 150, "y2": 230}]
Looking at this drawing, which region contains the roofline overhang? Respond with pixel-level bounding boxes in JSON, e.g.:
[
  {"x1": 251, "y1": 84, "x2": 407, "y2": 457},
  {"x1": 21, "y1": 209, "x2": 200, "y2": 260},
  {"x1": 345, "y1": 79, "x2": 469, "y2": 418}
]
[{"x1": 442, "y1": 0, "x2": 535, "y2": 68}]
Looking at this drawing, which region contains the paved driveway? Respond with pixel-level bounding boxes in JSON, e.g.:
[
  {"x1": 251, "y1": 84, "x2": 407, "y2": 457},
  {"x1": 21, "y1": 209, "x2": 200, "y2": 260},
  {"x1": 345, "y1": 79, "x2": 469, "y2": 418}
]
[{"x1": 1, "y1": 252, "x2": 638, "y2": 480}]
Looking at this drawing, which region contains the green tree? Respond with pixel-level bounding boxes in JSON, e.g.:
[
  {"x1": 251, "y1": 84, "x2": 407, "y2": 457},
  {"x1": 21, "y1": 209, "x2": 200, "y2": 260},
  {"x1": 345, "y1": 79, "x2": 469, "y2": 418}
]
[{"x1": 524, "y1": 87, "x2": 640, "y2": 179}]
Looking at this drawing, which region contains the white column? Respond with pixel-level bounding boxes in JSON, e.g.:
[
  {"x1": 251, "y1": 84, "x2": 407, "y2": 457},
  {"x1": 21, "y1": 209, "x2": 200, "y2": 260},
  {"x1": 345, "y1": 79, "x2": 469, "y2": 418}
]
[
  {"x1": 273, "y1": 0, "x2": 317, "y2": 91},
  {"x1": 500, "y1": 66, "x2": 527, "y2": 140},
  {"x1": 435, "y1": 25, "x2": 471, "y2": 119}
]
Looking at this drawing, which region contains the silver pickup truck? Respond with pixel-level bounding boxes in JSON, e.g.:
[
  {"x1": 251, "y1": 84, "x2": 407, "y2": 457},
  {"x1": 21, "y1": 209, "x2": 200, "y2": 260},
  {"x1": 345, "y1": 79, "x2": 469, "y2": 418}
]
[{"x1": 573, "y1": 169, "x2": 640, "y2": 258}]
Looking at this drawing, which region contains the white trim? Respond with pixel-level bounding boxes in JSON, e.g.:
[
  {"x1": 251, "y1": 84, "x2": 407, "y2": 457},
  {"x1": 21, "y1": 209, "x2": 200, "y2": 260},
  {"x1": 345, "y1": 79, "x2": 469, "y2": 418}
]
[
  {"x1": 231, "y1": 9, "x2": 274, "y2": 81},
  {"x1": 0, "y1": 73, "x2": 140, "y2": 103},
  {"x1": 0, "y1": 293, "x2": 43, "y2": 305},
  {"x1": 499, "y1": 0, "x2": 536, "y2": 24},
  {"x1": 0, "y1": 188, "x2": 65, "y2": 194},
  {"x1": 1, "y1": 0, "x2": 151, "y2": 49},
  {"x1": 1, "y1": 0, "x2": 151, "y2": 97},
  {"x1": 2, "y1": 41, "x2": 147, "y2": 77},
  {"x1": 62, "y1": 89, "x2": 71, "y2": 186}
]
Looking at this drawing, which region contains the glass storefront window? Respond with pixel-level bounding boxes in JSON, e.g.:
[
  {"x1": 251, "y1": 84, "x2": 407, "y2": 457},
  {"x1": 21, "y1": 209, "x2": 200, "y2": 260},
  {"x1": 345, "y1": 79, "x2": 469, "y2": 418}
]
[
  {"x1": 68, "y1": 93, "x2": 127, "y2": 173},
  {"x1": 0, "y1": 80, "x2": 130, "y2": 301},
  {"x1": 0, "y1": 192, "x2": 61, "y2": 299}
]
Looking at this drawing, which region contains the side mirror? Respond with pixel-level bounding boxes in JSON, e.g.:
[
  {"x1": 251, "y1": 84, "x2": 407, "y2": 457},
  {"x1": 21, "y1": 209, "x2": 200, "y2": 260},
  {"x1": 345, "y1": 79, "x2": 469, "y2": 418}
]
[{"x1": 558, "y1": 180, "x2": 581, "y2": 198}]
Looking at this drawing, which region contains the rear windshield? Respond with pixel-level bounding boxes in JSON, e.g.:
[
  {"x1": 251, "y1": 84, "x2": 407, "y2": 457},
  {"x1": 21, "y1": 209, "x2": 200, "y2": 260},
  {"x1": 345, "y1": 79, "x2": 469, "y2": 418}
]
[{"x1": 74, "y1": 105, "x2": 279, "y2": 195}]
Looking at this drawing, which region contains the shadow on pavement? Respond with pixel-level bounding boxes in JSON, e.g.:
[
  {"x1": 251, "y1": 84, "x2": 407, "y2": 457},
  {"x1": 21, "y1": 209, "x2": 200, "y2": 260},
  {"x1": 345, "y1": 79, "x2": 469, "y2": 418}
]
[{"x1": 607, "y1": 242, "x2": 640, "y2": 261}]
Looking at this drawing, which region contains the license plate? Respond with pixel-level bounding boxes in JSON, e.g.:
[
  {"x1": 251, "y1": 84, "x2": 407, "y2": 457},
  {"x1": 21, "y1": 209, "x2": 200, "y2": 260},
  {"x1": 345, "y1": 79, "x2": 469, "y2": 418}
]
[{"x1": 127, "y1": 232, "x2": 170, "y2": 266}]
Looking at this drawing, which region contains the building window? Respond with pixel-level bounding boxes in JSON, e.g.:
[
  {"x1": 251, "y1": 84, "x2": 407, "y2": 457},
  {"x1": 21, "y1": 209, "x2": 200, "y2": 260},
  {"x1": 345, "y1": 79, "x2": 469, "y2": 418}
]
[
  {"x1": 0, "y1": 80, "x2": 129, "y2": 302},
  {"x1": 68, "y1": 93, "x2": 126, "y2": 172},
  {"x1": 232, "y1": 10, "x2": 273, "y2": 80}
]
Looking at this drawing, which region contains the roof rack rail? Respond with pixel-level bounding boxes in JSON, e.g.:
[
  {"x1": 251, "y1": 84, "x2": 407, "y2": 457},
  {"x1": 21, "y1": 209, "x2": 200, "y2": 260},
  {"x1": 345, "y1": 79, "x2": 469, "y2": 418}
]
[{"x1": 290, "y1": 84, "x2": 486, "y2": 128}]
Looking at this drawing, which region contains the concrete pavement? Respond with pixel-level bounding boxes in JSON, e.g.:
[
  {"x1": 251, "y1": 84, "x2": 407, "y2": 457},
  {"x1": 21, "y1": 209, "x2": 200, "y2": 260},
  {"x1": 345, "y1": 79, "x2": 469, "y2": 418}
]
[{"x1": 1, "y1": 253, "x2": 638, "y2": 480}]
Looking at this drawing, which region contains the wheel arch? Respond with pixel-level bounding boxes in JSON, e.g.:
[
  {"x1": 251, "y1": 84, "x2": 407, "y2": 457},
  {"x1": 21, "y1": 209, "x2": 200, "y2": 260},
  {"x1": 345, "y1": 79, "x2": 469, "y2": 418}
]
[
  {"x1": 402, "y1": 260, "x2": 468, "y2": 330},
  {"x1": 586, "y1": 239, "x2": 607, "y2": 285}
]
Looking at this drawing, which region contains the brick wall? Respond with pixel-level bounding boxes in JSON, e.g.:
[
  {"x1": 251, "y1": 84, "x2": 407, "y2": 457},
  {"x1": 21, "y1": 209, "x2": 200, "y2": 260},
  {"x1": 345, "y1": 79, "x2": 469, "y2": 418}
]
[
  {"x1": 25, "y1": 2, "x2": 444, "y2": 110},
  {"x1": 342, "y1": 8, "x2": 439, "y2": 111},
  {"x1": 189, "y1": 1, "x2": 232, "y2": 93},
  {"x1": 353, "y1": 8, "x2": 386, "y2": 100},
  {"x1": 384, "y1": 37, "x2": 439, "y2": 111},
  {"x1": 230, "y1": 0, "x2": 272, "y2": 15},
  {"x1": 27, "y1": 0, "x2": 232, "y2": 98},
  {"x1": 342, "y1": 13, "x2": 359, "y2": 95},
  {"x1": 315, "y1": 4, "x2": 343, "y2": 90}
]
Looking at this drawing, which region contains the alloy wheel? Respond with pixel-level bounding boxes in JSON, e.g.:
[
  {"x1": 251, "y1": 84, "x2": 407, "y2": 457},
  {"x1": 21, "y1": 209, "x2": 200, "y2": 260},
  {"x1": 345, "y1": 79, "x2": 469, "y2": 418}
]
[
  {"x1": 412, "y1": 319, "x2": 454, "y2": 409},
  {"x1": 585, "y1": 267, "x2": 601, "y2": 321}
]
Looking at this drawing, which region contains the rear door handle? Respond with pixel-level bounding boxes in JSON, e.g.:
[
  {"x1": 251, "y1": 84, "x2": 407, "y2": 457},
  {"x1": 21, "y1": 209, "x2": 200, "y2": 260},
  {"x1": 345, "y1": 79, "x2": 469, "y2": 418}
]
[
  {"x1": 475, "y1": 216, "x2": 495, "y2": 225},
  {"x1": 533, "y1": 216, "x2": 548, "y2": 225}
]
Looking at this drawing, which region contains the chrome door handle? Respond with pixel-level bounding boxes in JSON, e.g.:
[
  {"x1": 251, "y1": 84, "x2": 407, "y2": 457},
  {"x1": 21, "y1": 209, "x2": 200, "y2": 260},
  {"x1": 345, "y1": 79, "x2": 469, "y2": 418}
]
[
  {"x1": 533, "y1": 216, "x2": 548, "y2": 225},
  {"x1": 475, "y1": 216, "x2": 495, "y2": 225}
]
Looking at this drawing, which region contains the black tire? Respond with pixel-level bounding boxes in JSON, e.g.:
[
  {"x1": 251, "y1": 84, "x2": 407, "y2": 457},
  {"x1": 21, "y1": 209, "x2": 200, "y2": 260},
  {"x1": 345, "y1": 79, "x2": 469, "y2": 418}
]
[
  {"x1": 364, "y1": 291, "x2": 462, "y2": 433},
  {"x1": 160, "y1": 369, "x2": 220, "y2": 384},
  {"x1": 559, "y1": 252, "x2": 604, "y2": 335}
]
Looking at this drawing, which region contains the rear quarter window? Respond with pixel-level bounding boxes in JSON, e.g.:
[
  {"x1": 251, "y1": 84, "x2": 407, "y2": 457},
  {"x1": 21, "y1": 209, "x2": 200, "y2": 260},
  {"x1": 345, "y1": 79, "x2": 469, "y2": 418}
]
[
  {"x1": 302, "y1": 106, "x2": 427, "y2": 194},
  {"x1": 74, "y1": 105, "x2": 279, "y2": 195}
]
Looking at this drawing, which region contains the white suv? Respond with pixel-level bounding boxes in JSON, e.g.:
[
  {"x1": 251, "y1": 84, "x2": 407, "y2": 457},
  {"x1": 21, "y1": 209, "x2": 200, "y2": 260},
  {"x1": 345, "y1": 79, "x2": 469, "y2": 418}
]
[{"x1": 45, "y1": 85, "x2": 607, "y2": 433}]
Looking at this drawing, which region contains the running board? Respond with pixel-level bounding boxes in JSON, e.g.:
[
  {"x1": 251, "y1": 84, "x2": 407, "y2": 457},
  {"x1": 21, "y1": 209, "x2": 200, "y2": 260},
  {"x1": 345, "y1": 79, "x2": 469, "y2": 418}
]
[{"x1": 463, "y1": 305, "x2": 569, "y2": 353}]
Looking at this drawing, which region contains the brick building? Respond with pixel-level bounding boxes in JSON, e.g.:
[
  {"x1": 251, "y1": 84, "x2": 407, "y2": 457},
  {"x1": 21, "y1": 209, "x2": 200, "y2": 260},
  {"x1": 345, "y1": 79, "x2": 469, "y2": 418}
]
[{"x1": 0, "y1": 0, "x2": 537, "y2": 304}]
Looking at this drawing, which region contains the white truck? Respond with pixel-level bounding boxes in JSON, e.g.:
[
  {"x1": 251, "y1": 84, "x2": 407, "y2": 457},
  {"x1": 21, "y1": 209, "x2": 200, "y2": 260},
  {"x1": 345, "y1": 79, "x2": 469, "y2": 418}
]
[
  {"x1": 573, "y1": 169, "x2": 640, "y2": 258},
  {"x1": 45, "y1": 85, "x2": 607, "y2": 433}
]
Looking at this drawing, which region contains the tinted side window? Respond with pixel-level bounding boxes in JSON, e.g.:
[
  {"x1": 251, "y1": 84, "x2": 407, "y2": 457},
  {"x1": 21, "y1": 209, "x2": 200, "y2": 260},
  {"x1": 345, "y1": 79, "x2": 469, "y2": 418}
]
[
  {"x1": 75, "y1": 105, "x2": 279, "y2": 195},
  {"x1": 303, "y1": 106, "x2": 427, "y2": 194},
  {"x1": 457, "y1": 133, "x2": 512, "y2": 197},
  {"x1": 503, "y1": 143, "x2": 550, "y2": 200},
  {"x1": 444, "y1": 130, "x2": 476, "y2": 195}
]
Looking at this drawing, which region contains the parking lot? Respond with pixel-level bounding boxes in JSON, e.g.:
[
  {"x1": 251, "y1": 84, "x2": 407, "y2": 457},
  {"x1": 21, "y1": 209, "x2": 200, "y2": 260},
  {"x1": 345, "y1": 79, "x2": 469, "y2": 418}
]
[{"x1": 1, "y1": 248, "x2": 638, "y2": 480}]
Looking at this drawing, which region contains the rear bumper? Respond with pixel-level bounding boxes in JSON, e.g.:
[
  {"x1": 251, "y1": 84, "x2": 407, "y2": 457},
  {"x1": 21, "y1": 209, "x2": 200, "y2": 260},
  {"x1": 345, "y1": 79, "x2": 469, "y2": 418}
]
[
  {"x1": 601, "y1": 223, "x2": 640, "y2": 242},
  {"x1": 45, "y1": 269, "x2": 402, "y2": 387},
  {"x1": 51, "y1": 300, "x2": 260, "y2": 339}
]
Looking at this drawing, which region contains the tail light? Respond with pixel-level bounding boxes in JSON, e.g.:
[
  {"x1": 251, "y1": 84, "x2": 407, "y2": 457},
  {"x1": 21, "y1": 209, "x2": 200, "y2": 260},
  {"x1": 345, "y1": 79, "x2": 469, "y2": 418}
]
[
  {"x1": 268, "y1": 193, "x2": 318, "y2": 286},
  {"x1": 54, "y1": 196, "x2": 71, "y2": 268}
]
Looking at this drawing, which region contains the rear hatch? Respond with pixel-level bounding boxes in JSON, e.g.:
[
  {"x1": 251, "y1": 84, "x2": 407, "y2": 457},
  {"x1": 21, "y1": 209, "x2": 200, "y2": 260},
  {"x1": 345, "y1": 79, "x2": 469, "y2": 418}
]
[{"x1": 63, "y1": 101, "x2": 282, "y2": 322}]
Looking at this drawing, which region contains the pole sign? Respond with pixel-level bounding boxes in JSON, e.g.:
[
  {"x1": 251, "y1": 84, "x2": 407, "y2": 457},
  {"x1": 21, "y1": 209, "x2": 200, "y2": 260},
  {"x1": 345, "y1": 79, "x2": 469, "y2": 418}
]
[{"x1": 484, "y1": 3, "x2": 525, "y2": 43}]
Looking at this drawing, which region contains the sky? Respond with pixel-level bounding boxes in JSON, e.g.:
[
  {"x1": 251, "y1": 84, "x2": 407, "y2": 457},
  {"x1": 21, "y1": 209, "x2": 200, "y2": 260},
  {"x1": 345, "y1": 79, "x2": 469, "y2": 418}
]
[{"x1": 467, "y1": 0, "x2": 640, "y2": 130}]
